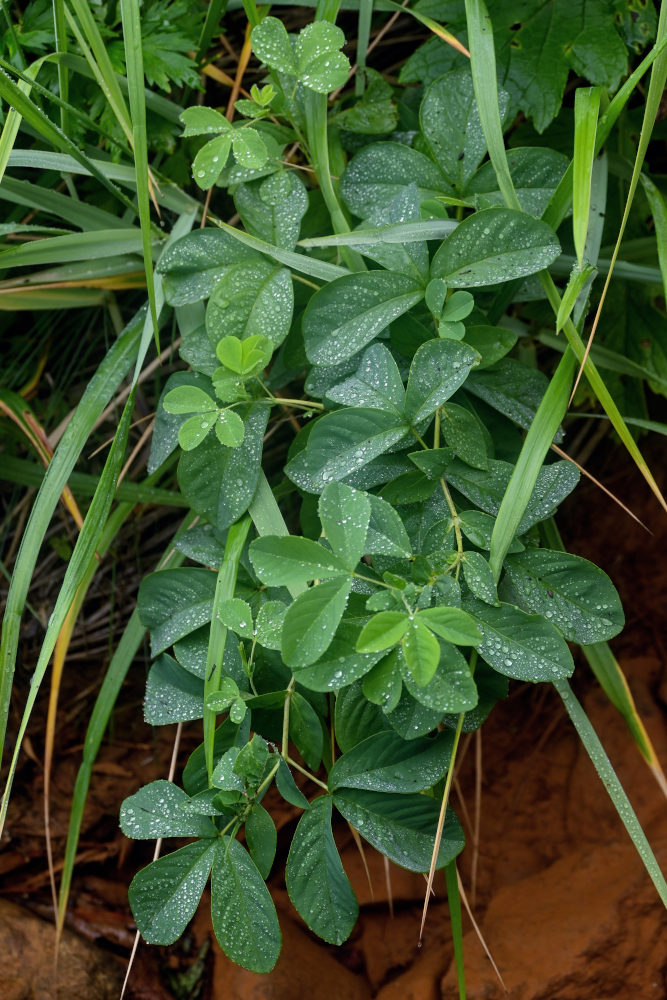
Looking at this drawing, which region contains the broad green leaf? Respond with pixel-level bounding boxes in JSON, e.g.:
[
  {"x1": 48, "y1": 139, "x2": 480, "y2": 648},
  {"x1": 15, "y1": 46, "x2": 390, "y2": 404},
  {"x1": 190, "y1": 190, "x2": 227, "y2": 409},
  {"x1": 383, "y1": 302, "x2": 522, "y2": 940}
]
[
  {"x1": 365, "y1": 493, "x2": 413, "y2": 558},
  {"x1": 402, "y1": 618, "x2": 440, "y2": 685},
  {"x1": 282, "y1": 578, "x2": 353, "y2": 667},
  {"x1": 235, "y1": 735, "x2": 271, "y2": 790},
  {"x1": 120, "y1": 780, "x2": 216, "y2": 839},
  {"x1": 462, "y1": 550, "x2": 499, "y2": 606},
  {"x1": 211, "y1": 747, "x2": 245, "y2": 791},
  {"x1": 296, "y1": 22, "x2": 350, "y2": 93},
  {"x1": 181, "y1": 106, "x2": 231, "y2": 136},
  {"x1": 207, "y1": 678, "x2": 242, "y2": 716},
  {"x1": 294, "y1": 622, "x2": 384, "y2": 692},
  {"x1": 357, "y1": 612, "x2": 410, "y2": 653},
  {"x1": 341, "y1": 142, "x2": 446, "y2": 222},
  {"x1": 400, "y1": 641, "x2": 478, "y2": 713},
  {"x1": 255, "y1": 600, "x2": 287, "y2": 650},
  {"x1": 250, "y1": 536, "x2": 349, "y2": 586},
  {"x1": 235, "y1": 171, "x2": 308, "y2": 251},
  {"x1": 138, "y1": 568, "x2": 216, "y2": 656},
  {"x1": 333, "y1": 788, "x2": 464, "y2": 872},
  {"x1": 158, "y1": 229, "x2": 261, "y2": 305},
  {"x1": 362, "y1": 652, "x2": 403, "y2": 713},
  {"x1": 458, "y1": 510, "x2": 524, "y2": 553},
  {"x1": 409, "y1": 448, "x2": 454, "y2": 480},
  {"x1": 251, "y1": 17, "x2": 297, "y2": 76},
  {"x1": 417, "y1": 607, "x2": 481, "y2": 646},
  {"x1": 178, "y1": 404, "x2": 268, "y2": 530},
  {"x1": 163, "y1": 385, "x2": 217, "y2": 414},
  {"x1": 276, "y1": 758, "x2": 309, "y2": 809},
  {"x1": 285, "y1": 408, "x2": 408, "y2": 494},
  {"x1": 129, "y1": 840, "x2": 216, "y2": 946},
  {"x1": 329, "y1": 730, "x2": 454, "y2": 794},
  {"x1": 178, "y1": 412, "x2": 217, "y2": 450},
  {"x1": 211, "y1": 837, "x2": 281, "y2": 973},
  {"x1": 303, "y1": 271, "x2": 424, "y2": 366},
  {"x1": 384, "y1": 687, "x2": 445, "y2": 739},
  {"x1": 217, "y1": 598, "x2": 254, "y2": 639},
  {"x1": 150, "y1": 372, "x2": 214, "y2": 473},
  {"x1": 463, "y1": 325, "x2": 517, "y2": 368},
  {"x1": 503, "y1": 549, "x2": 624, "y2": 644},
  {"x1": 335, "y1": 680, "x2": 390, "y2": 753},
  {"x1": 431, "y1": 207, "x2": 561, "y2": 287},
  {"x1": 232, "y1": 129, "x2": 268, "y2": 169},
  {"x1": 318, "y1": 483, "x2": 371, "y2": 570},
  {"x1": 420, "y1": 67, "x2": 510, "y2": 192},
  {"x1": 286, "y1": 797, "x2": 358, "y2": 944},
  {"x1": 192, "y1": 134, "x2": 232, "y2": 189},
  {"x1": 440, "y1": 402, "x2": 488, "y2": 470},
  {"x1": 466, "y1": 359, "x2": 559, "y2": 435},
  {"x1": 206, "y1": 260, "x2": 293, "y2": 348},
  {"x1": 216, "y1": 334, "x2": 273, "y2": 375},
  {"x1": 405, "y1": 340, "x2": 478, "y2": 423},
  {"x1": 145, "y1": 655, "x2": 205, "y2": 725},
  {"x1": 326, "y1": 343, "x2": 406, "y2": 415},
  {"x1": 289, "y1": 691, "x2": 324, "y2": 769},
  {"x1": 467, "y1": 147, "x2": 569, "y2": 217},
  {"x1": 215, "y1": 409, "x2": 245, "y2": 447},
  {"x1": 350, "y1": 184, "x2": 430, "y2": 282},
  {"x1": 465, "y1": 600, "x2": 574, "y2": 681},
  {"x1": 245, "y1": 804, "x2": 277, "y2": 878}
]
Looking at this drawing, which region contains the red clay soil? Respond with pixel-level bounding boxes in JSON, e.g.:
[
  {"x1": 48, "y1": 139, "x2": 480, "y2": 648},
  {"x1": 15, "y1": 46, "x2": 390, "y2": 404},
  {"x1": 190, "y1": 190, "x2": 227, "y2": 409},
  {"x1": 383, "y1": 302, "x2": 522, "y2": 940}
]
[{"x1": 1, "y1": 438, "x2": 666, "y2": 999}]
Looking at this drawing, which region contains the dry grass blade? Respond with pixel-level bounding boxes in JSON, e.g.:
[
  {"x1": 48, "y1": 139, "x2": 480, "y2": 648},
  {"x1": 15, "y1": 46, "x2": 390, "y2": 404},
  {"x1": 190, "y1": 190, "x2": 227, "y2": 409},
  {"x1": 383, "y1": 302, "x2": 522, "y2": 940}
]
[
  {"x1": 349, "y1": 824, "x2": 374, "y2": 900},
  {"x1": 457, "y1": 868, "x2": 508, "y2": 993},
  {"x1": 550, "y1": 443, "x2": 650, "y2": 532}
]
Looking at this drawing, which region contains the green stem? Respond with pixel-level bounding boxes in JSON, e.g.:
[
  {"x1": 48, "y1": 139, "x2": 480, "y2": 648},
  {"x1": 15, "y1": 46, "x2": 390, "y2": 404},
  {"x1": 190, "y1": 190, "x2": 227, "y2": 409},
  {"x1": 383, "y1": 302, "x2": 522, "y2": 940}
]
[{"x1": 284, "y1": 754, "x2": 329, "y2": 792}]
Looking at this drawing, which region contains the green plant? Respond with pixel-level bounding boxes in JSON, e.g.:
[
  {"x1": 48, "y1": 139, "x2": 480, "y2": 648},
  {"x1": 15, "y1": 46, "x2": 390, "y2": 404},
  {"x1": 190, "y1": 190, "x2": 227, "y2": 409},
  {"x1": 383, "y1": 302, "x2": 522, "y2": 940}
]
[{"x1": 1, "y1": 0, "x2": 667, "y2": 992}]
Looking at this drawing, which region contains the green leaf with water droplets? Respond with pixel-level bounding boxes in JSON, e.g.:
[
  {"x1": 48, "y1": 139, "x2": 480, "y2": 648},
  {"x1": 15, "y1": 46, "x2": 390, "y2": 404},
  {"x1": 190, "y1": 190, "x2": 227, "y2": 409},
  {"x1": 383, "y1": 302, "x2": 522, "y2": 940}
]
[
  {"x1": 417, "y1": 606, "x2": 481, "y2": 646},
  {"x1": 296, "y1": 21, "x2": 350, "y2": 93},
  {"x1": 462, "y1": 551, "x2": 499, "y2": 606},
  {"x1": 206, "y1": 261, "x2": 293, "y2": 348},
  {"x1": 365, "y1": 493, "x2": 413, "y2": 558},
  {"x1": 235, "y1": 170, "x2": 309, "y2": 251},
  {"x1": 251, "y1": 17, "x2": 297, "y2": 77},
  {"x1": 326, "y1": 343, "x2": 406, "y2": 415},
  {"x1": 503, "y1": 549, "x2": 624, "y2": 644},
  {"x1": 120, "y1": 780, "x2": 216, "y2": 839},
  {"x1": 318, "y1": 482, "x2": 371, "y2": 570},
  {"x1": 400, "y1": 640, "x2": 478, "y2": 713},
  {"x1": 465, "y1": 599, "x2": 575, "y2": 682},
  {"x1": 431, "y1": 207, "x2": 561, "y2": 287},
  {"x1": 245, "y1": 804, "x2": 277, "y2": 879},
  {"x1": 329, "y1": 730, "x2": 455, "y2": 794},
  {"x1": 163, "y1": 385, "x2": 217, "y2": 415},
  {"x1": 293, "y1": 621, "x2": 384, "y2": 692},
  {"x1": 341, "y1": 141, "x2": 446, "y2": 223},
  {"x1": 333, "y1": 788, "x2": 464, "y2": 872},
  {"x1": 192, "y1": 134, "x2": 232, "y2": 189},
  {"x1": 138, "y1": 568, "x2": 216, "y2": 656},
  {"x1": 158, "y1": 229, "x2": 261, "y2": 307},
  {"x1": 250, "y1": 536, "x2": 349, "y2": 586},
  {"x1": 405, "y1": 339, "x2": 478, "y2": 423},
  {"x1": 178, "y1": 412, "x2": 217, "y2": 450},
  {"x1": 217, "y1": 598, "x2": 254, "y2": 639},
  {"x1": 440, "y1": 402, "x2": 488, "y2": 470},
  {"x1": 231, "y1": 128, "x2": 268, "y2": 170},
  {"x1": 289, "y1": 691, "x2": 324, "y2": 769},
  {"x1": 402, "y1": 617, "x2": 440, "y2": 685},
  {"x1": 303, "y1": 271, "x2": 424, "y2": 366},
  {"x1": 282, "y1": 577, "x2": 353, "y2": 667},
  {"x1": 255, "y1": 600, "x2": 287, "y2": 650},
  {"x1": 181, "y1": 106, "x2": 231, "y2": 137},
  {"x1": 211, "y1": 836, "x2": 281, "y2": 973},
  {"x1": 276, "y1": 758, "x2": 309, "y2": 809},
  {"x1": 286, "y1": 796, "x2": 358, "y2": 944},
  {"x1": 129, "y1": 840, "x2": 216, "y2": 946},
  {"x1": 357, "y1": 612, "x2": 410, "y2": 653},
  {"x1": 144, "y1": 654, "x2": 205, "y2": 725}
]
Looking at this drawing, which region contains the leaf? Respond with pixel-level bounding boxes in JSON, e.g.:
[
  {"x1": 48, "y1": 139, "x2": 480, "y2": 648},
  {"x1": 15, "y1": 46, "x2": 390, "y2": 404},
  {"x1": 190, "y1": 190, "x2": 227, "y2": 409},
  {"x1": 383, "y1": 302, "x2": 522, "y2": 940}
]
[
  {"x1": 420, "y1": 67, "x2": 510, "y2": 192},
  {"x1": 286, "y1": 796, "x2": 358, "y2": 944},
  {"x1": 137, "y1": 568, "x2": 216, "y2": 656},
  {"x1": 250, "y1": 536, "x2": 349, "y2": 586},
  {"x1": 466, "y1": 146, "x2": 569, "y2": 217},
  {"x1": 458, "y1": 509, "x2": 523, "y2": 553},
  {"x1": 417, "y1": 607, "x2": 482, "y2": 645},
  {"x1": 365, "y1": 493, "x2": 413, "y2": 558},
  {"x1": 276, "y1": 758, "x2": 309, "y2": 809},
  {"x1": 206, "y1": 261, "x2": 293, "y2": 348},
  {"x1": 158, "y1": 229, "x2": 261, "y2": 306},
  {"x1": 211, "y1": 837, "x2": 281, "y2": 973},
  {"x1": 145, "y1": 654, "x2": 205, "y2": 725},
  {"x1": 405, "y1": 340, "x2": 478, "y2": 423},
  {"x1": 329, "y1": 730, "x2": 455, "y2": 794},
  {"x1": 402, "y1": 618, "x2": 440, "y2": 685},
  {"x1": 362, "y1": 652, "x2": 403, "y2": 713},
  {"x1": 335, "y1": 680, "x2": 390, "y2": 753},
  {"x1": 384, "y1": 687, "x2": 445, "y2": 739},
  {"x1": 409, "y1": 448, "x2": 454, "y2": 480},
  {"x1": 163, "y1": 385, "x2": 217, "y2": 414},
  {"x1": 440, "y1": 402, "x2": 488, "y2": 469},
  {"x1": 465, "y1": 600, "x2": 574, "y2": 681},
  {"x1": 400, "y1": 641, "x2": 478, "y2": 713},
  {"x1": 294, "y1": 621, "x2": 384, "y2": 692},
  {"x1": 303, "y1": 271, "x2": 424, "y2": 366},
  {"x1": 326, "y1": 343, "x2": 406, "y2": 415},
  {"x1": 255, "y1": 600, "x2": 287, "y2": 650},
  {"x1": 245, "y1": 804, "x2": 277, "y2": 879},
  {"x1": 251, "y1": 17, "x2": 297, "y2": 76},
  {"x1": 215, "y1": 409, "x2": 245, "y2": 447},
  {"x1": 285, "y1": 408, "x2": 408, "y2": 494},
  {"x1": 289, "y1": 691, "x2": 324, "y2": 769},
  {"x1": 341, "y1": 141, "x2": 447, "y2": 222},
  {"x1": 431, "y1": 207, "x2": 561, "y2": 287},
  {"x1": 333, "y1": 788, "x2": 464, "y2": 872},
  {"x1": 463, "y1": 325, "x2": 517, "y2": 368},
  {"x1": 318, "y1": 483, "x2": 371, "y2": 570},
  {"x1": 234, "y1": 171, "x2": 308, "y2": 251},
  {"x1": 351, "y1": 184, "x2": 430, "y2": 282},
  {"x1": 282, "y1": 578, "x2": 353, "y2": 667},
  {"x1": 216, "y1": 334, "x2": 273, "y2": 375},
  {"x1": 217, "y1": 598, "x2": 254, "y2": 639},
  {"x1": 129, "y1": 840, "x2": 216, "y2": 946},
  {"x1": 295, "y1": 21, "x2": 350, "y2": 93},
  {"x1": 178, "y1": 412, "x2": 217, "y2": 450},
  {"x1": 180, "y1": 106, "x2": 231, "y2": 136},
  {"x1": 465, "y1": 360, "x2": 558, "y2": 435},
  {"x1": 357, "y1": 612, "x2": 410, "y2": 653},
  {"x1": 178, "y1": 404, "x2": 268, "y2": 530},
  {"x1": 120, "y1": 780, "x2": 216, "y2": 839},
  {"x1": 192, "y1": 133, "x2": 232, "y2": 189},
  {"x1": 462, "y1": 550, "x2": 499, "y2": 606},
  {"x1": 503, "y1": 549, "x2": 624, "y2": 644},
  {"x1": 231, "y1": 129, "x2": 268, "y2": 170}
]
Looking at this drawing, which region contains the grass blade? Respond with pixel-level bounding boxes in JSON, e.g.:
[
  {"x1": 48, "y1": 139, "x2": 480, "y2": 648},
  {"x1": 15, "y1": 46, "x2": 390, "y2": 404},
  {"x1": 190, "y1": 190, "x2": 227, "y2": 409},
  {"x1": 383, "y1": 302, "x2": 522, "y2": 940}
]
[
  {"x1": 214, "y1": 219, "x2": 349, "y2": 282},
  {"x1": 445, "y1": 862, "x2": 466, "y2": 1000},
  {"x1": 52, "y1": 0, "x2": 69, "y2": 132},
  {"x1": 0, "y1": 229, "x2": 149, "y2": 268},
  {"x1": 638, "y1": 173, "x2": 667, "y2": 299},
  {"x1": 555, "y1": 264, "x2": 597, "y2": 332},
  {"x1": 554, "y1": 678, "x2": 667, "y2": 907},
  {"x1": 572, "y1": 87, "x2": 601, "y2": 268}
]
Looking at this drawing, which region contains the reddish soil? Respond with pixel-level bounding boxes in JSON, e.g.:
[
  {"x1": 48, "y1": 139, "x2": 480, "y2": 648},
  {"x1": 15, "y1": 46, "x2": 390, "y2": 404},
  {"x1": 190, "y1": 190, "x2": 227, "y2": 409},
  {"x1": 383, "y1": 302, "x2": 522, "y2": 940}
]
[{"x1": 1, "y1": 437, "x2": 666, "y2": 999}]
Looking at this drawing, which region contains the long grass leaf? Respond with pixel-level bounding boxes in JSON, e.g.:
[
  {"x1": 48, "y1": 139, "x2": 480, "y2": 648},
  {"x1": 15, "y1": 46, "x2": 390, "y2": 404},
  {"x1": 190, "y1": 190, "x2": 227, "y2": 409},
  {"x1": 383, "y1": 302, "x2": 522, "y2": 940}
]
[
  {"x1": 638, "y1": 173, "x2": 667, "y2": 299},
  {"x1": 52, "y1": 0, "x2": 69, "y2": 132},
  {"x1": 445, "y1": 862, "x2": 466, "y2": 1000},
  {"x1": 0, "y1": 229, "x2": 151, "y2": 268},
  {"x1": 121, "y1": 0, "x2": 160, "y2": 347},
  {"x1": 0, "y1": 175, "x2": 130, "y2": 230},
  {"x1": 572, "y1": 87, "x2": 601, "y2": 268},
  {"x1": 554, "y1": 678, "x2": 667, "y2": 906},
  {"x1": 214, "y1": 219, "x2": 349, "y2": 281}
]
